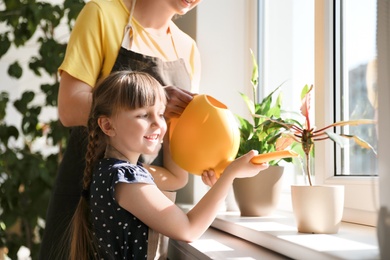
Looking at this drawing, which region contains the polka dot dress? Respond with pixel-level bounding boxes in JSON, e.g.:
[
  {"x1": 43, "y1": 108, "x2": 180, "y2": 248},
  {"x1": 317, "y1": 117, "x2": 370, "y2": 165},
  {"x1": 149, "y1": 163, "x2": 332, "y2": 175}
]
[{"x1": 89, "y1": 158, "x2": 155, "y2": 259}]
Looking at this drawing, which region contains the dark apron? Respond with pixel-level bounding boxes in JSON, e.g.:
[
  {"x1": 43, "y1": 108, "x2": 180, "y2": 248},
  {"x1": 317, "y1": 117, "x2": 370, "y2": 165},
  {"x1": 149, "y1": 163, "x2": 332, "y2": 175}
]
[{"x1": 39, "y1": 22, "x2": 191, "y2": 260}]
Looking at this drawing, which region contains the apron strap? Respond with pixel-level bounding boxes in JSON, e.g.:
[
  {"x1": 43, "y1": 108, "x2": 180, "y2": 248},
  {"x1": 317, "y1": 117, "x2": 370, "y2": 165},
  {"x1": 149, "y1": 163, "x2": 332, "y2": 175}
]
[{"x1": 122, "y1": 0, "x2": 136, "y2": 50}]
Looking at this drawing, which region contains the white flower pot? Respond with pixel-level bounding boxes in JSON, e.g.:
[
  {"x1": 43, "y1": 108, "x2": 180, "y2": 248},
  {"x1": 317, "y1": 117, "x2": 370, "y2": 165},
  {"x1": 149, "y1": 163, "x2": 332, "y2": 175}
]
[{"x1": 291, "y1": 185, "x2": 344, "y2": 234}]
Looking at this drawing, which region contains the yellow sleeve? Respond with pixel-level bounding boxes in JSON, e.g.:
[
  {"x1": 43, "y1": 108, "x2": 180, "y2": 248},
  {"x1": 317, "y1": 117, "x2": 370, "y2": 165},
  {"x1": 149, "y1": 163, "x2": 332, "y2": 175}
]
[{"x1": 58, "y1": 1, "x2": 106, "y2": 87}]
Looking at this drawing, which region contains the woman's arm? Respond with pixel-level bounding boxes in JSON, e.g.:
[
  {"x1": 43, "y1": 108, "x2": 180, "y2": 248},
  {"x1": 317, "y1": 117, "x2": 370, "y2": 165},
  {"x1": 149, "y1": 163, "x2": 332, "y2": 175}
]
[
  {"x1": 142, "y1": 86, "x2": 196, "y2": 191},
  {"x1": 143, "y1": 132, "x2": 188, "y2": 191},
  {"x1": 58, "y1": 72, "x2": 92, "y2": 127}
]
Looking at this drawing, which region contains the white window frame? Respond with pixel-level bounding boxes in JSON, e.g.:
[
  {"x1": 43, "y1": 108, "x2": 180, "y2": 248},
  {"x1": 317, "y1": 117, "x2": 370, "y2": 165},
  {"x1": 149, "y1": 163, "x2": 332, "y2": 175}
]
[{"x1": 314, "y1": 0, "x2": 378, "y2": 226}]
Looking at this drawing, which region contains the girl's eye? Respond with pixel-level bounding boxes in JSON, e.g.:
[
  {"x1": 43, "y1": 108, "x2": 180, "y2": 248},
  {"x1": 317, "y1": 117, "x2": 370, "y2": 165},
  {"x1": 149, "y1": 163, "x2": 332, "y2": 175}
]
[{"x1": 138, "y1": 114, "x2": 148, "y2": 118}]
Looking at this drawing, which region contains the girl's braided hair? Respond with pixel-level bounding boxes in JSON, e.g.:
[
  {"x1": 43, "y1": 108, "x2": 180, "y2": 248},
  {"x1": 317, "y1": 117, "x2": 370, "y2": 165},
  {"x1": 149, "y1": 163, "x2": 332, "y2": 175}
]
[{"x1": 69, "y1": 70, "x2": 167, "y2": 260}]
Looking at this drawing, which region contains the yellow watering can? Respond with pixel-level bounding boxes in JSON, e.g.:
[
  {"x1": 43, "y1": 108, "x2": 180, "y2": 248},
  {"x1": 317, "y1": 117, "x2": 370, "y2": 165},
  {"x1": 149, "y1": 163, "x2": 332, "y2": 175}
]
[{"x1": 169, "y1": 94, "x2": 240, "y2": 178}]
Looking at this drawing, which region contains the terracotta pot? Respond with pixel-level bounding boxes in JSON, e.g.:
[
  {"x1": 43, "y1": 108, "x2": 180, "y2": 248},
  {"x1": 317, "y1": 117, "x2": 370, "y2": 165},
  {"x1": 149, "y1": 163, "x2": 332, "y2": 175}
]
[
  {"x1": 169, "y1": 94, "x2": 240, "y2": 177},
  {"x1": 233, "y1": 166, "x2": 284, "y2": 216},
  {"x1": 291, "y1": 185, "x2": 344, "y2": 234}
]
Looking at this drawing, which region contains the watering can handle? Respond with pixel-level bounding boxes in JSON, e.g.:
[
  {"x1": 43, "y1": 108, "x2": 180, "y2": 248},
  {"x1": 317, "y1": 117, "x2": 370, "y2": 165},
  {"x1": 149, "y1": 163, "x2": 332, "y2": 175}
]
[{"x1": 250, "y1": 150, "x2": 299, "y2": 164}]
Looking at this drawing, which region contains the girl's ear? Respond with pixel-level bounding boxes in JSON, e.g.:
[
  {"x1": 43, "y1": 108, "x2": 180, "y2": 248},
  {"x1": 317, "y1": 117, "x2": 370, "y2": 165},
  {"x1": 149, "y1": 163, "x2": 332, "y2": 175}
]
[{"x1": 98, "y1": 117, "x2": 116, "y2": 136}]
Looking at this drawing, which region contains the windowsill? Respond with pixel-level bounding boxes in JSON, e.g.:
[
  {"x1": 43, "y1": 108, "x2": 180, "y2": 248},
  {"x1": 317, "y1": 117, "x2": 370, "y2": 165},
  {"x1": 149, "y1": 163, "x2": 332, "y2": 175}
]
[{"x1": 170, "y1": 206, "x2": 380, "y2": 259}]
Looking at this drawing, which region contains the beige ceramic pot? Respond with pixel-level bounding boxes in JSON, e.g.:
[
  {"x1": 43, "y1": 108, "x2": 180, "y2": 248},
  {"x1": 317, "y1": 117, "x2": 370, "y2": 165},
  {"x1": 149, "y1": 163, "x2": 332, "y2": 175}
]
[
  {"x1": 233, "y1": 166, "x2": 284, "y2": 216},
  {"x1": 291, "y1": 185, "x2": 344, "y2": 234}
]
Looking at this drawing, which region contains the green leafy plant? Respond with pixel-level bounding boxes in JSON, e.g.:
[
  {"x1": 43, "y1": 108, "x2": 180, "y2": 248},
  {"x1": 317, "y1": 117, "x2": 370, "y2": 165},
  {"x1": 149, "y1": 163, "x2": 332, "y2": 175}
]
[
  {"x1": 236, "y1": 50, "x2": 298, "y2": 165},
  {"x1": 0, "y1": 0, "x2": 84, "y2": 258},
  {"x1": 261, "y1": 84, "x2": 377, "y2": 185}
]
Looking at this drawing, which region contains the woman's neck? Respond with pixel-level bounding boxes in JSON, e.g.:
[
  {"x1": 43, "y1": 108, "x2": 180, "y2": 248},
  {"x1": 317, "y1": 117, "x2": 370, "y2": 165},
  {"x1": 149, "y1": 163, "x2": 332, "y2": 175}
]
[{"x1": 124, "y1": 0, "x2": 174, "y2": 36}]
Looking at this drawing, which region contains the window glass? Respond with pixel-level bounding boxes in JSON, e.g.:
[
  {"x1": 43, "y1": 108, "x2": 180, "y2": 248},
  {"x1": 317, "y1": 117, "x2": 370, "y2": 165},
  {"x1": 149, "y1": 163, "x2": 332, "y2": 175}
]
[{"x1": 335, "y1": 0, "x2": 378, "y2": 176}]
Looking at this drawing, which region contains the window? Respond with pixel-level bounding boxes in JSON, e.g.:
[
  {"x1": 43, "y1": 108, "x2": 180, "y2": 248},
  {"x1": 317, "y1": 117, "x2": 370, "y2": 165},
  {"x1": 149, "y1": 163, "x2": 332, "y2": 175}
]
[
  {"x1": 258, "y1": 0, "x2": 378, "y2": 225},
  {"x1": 335, "y1": 0, "x2": 378, "y2": 176},
  {"x1": 314, "y1": 0, "x2": 378, "y2": 226}
]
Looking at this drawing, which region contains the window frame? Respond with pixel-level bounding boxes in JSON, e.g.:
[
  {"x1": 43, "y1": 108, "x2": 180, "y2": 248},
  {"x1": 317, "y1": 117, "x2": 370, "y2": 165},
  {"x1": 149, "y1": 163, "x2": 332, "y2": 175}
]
[{"x1": 314, "y1": 0, "x2": 378, "y2": 226}]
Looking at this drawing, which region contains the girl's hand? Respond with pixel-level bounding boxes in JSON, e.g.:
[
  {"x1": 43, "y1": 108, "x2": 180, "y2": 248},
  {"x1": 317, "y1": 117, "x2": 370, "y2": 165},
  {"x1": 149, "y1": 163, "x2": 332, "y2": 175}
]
[
  {"x1": 224, "y1": 150, "x2": 269, "y2": 179},
  {"x1": 201, "y1": 169, "x2": 218, "y2": 187}
]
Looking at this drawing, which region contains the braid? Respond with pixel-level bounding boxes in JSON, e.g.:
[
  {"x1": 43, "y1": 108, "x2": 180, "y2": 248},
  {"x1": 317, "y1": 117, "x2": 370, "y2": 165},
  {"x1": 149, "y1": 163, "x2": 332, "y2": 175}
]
[
  {"x1": 69, "y1": 114, "x2": 106, "y2": 260},
  {"x1": 83, "y1": 116, "x2": 106, "y2": 190}
]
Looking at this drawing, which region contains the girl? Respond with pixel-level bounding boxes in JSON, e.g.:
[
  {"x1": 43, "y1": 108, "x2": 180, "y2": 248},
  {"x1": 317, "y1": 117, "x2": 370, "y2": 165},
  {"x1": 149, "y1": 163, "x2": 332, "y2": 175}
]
[{"x1": 69, "y1": 70, "x2": 268, "y2": 259}]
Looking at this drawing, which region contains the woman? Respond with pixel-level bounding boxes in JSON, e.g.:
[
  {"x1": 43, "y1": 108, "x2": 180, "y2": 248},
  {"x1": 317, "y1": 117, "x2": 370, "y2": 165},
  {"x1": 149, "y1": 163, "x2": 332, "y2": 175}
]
[{"x1": 39, "y1": 0, "x2": 210, "y2": 259}]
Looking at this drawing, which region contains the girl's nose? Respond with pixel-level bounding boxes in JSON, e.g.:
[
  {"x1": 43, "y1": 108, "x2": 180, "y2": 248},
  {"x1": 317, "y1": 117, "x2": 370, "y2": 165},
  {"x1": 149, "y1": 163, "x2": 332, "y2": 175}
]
[{"x1": 151, "y1": 114, "x2": 166, "y2": 128}]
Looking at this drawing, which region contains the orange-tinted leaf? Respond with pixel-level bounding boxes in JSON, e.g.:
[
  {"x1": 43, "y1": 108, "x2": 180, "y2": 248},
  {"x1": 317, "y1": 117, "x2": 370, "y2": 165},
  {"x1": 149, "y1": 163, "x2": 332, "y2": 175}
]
[
  {"x1": 299, "y1": 84, "x2": 313, "y2": 129},
  {"x1": 329, "y1": 119, "x2": 376, "y2": 127},
  {"x1": 340, "y1": 134, "x2": 377, "y2": 155},
  {"x1": 276, "y1": 136, "x2": 294, "y2": 150}
]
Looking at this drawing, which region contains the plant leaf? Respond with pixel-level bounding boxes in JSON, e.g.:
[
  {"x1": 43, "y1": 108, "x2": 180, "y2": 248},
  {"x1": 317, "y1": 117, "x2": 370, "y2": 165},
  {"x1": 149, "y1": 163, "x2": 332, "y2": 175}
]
[
  {"x1": 329, "y1": 119, "x2": 376, "y2": 127},
  {"x1": 276, "y1": 136, "x2": 294, "y2": 150},
  {"x1": 300, "y1": 84, "x2": 313, "y2": 129},
  {"x1": 325, "y1": 131, "x2": 347, "y2": 147},
  {"x1": 314, "y1": 119, "x2": 377, "y2": 133},
  {"x1": 250, "y1": 49, "x2": 258, "y2": 88},
  {"x1": 339, "y1": 134, "x2": 377, "y2": 155},
  {"x1": 239, "y1": 92, "x2": 255, "y2": 115}
]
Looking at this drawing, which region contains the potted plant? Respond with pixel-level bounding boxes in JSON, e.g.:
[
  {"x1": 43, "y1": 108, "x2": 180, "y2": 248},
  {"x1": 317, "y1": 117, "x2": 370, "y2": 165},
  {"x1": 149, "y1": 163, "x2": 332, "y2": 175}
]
[
  {"x1": 232, "y1": 50, "x2": 297, "y2": 216},
  {"x1": 261, "y1": 84, "x2": 377, "y2": 233}
]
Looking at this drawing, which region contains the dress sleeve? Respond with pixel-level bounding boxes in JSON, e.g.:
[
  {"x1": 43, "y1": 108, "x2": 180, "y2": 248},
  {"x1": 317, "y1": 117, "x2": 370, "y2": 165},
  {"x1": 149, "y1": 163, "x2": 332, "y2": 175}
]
[{"x1": 113, "y1": 163, "x2": 155, "y2": 185}]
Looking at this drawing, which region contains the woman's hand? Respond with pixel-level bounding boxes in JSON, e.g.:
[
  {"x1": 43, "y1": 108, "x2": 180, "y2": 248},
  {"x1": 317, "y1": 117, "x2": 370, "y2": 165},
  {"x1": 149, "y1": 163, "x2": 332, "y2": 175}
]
[{"x1": 163, "y1": 86, "x2": 196, "y2": 119}]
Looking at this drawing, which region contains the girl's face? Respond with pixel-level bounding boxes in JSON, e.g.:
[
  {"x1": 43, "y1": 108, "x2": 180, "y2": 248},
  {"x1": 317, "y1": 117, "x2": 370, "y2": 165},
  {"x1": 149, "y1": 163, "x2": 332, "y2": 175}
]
[{"x1": 109, "y1": 98, "x2": 167, "y2": 162}]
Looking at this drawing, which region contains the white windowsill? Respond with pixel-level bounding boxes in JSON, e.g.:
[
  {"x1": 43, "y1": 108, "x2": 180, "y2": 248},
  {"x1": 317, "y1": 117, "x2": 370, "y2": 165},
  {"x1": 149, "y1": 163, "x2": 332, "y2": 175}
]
[{"x1": 170, "y1": 206, "x2": 380, "y2": 259}]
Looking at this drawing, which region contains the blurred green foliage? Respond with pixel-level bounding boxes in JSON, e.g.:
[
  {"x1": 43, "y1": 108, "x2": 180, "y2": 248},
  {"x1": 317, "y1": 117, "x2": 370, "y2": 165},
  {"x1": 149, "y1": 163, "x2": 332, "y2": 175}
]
[{"x1": 0, "y1": 0, "x2": 84, "y2": 258}]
